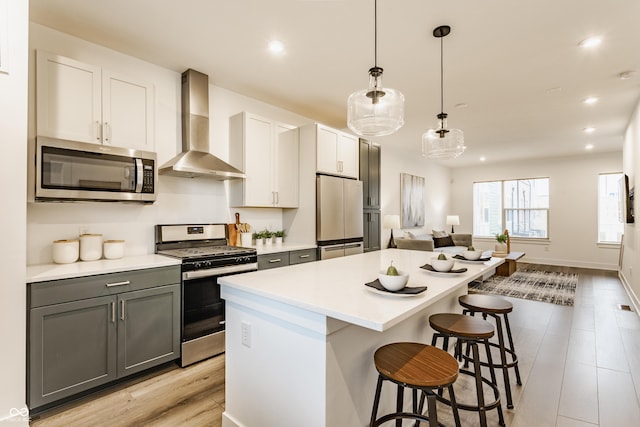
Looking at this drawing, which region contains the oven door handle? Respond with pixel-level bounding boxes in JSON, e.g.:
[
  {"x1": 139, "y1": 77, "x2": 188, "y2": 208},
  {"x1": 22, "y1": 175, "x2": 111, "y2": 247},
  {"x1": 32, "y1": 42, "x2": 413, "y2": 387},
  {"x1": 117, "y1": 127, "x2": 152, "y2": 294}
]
[{"x1": 183, "y1": 263, "x2": 258, "y2": 280}]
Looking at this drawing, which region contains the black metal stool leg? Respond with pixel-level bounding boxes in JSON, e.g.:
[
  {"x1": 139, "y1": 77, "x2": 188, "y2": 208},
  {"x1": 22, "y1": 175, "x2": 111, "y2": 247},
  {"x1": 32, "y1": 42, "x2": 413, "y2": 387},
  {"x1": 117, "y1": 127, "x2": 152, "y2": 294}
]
[
  {"x1": 427, "y1": 392, "x2": 438, "y2": 427},
  {"x1": 447, "y1": 384, "x2": 462, "y2": 427},
  {"x1": 395, "y1": 384, "x2": 403, "y2": 427},
  {"x1": 494, "y1": 315, "x2": 514, "y2": 409},
  {"x1": 503, "y1": 312, "x2": 522, "y2": 385},
  {"x1": 369, "y1": 375, "x2": 384, "y2": 427},
  {"x1": 470, "y1": 341, "x2": 488, "y2": 427},
  {"x1": 483, "y1": 338, "x2": 505, "y2": 426}
]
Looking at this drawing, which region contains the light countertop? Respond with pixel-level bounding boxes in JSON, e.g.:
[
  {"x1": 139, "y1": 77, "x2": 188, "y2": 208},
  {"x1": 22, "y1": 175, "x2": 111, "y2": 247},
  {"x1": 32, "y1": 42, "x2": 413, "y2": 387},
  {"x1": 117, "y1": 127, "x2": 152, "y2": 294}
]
[
  {"x1": 26, "y1": 254, "x2": 181, "y2": 283},
  {"x1": 219, "y1": 248, "x2": 503, "y2": 331}
]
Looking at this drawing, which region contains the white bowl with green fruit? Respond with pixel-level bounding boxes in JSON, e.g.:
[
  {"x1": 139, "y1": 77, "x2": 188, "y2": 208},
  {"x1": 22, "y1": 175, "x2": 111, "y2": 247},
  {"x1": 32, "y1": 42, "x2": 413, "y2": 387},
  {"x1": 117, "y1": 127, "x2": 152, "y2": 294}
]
[
  {"x1": 431, "y1": 253, "x2": 455, "y2": 272},
  {"x1": 378, "y1": 261, "x2": 409, "y2": 291},
  {"x1": 462, "y1": 246, "x2": 483, "y2": 261}
]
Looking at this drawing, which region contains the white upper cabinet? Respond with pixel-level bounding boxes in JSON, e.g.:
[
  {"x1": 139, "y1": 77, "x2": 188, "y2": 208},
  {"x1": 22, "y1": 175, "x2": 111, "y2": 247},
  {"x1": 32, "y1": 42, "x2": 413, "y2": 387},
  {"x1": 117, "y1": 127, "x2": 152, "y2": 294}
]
[
  {"x1": 313, "y1": 124, "x2": 359, "y2": 179},
  {"x1": 36, "y1": 51, "x2": 155, "y2": 151},
  {"x1": 229, "y1": 112, "x2": 299, "y2": 208}
]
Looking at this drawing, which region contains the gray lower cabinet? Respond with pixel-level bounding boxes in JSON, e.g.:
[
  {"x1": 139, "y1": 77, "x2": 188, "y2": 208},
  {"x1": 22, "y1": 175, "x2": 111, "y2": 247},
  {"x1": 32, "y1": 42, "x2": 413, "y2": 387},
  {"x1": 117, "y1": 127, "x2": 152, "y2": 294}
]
[
  {"x1": 289, "y1": 248, "x2": 318, "y2": 265},
  {"x1": 28, "y1": 266, "x2": 180, "y2": 410},
  {"x1": 258, "y1": 252, "x2": 290, "y2": 270},
  {"x1": 258, "y1": 248, "x2": 317, "y2": 270}
]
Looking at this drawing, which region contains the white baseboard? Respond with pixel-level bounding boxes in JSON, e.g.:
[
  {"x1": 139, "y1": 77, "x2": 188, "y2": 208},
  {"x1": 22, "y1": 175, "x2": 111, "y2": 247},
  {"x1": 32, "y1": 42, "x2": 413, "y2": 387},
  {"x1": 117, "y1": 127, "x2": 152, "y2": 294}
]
[
  {"x1": 520, "y1": 256, "x2": 618, "y2": 271},
  {"x1": 618, "y1": 271, "x2": 640, "y2": 316}
]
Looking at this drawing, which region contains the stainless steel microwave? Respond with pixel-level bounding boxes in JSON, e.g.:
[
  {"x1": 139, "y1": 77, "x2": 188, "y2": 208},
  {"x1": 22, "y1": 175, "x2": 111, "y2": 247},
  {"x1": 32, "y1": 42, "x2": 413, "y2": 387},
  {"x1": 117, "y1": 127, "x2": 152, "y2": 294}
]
[{"x1": 34, "y1": 137, "x2": 157, "y2": 203}]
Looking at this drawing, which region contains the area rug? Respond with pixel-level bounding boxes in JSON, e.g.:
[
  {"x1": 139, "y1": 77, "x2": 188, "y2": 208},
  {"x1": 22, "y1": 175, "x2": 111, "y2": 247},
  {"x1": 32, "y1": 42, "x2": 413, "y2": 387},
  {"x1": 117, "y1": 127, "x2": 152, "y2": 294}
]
[{"x1": 468, "y1": 268, "x2": 578, "y2": 306}]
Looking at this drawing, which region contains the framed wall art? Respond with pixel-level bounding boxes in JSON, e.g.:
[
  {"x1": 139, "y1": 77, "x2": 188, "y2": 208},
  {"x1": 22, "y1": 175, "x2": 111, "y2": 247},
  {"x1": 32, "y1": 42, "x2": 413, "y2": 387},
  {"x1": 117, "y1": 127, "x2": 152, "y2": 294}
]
[{"x1": 400, "y1": 173, "x2": 425, "y2": 228}]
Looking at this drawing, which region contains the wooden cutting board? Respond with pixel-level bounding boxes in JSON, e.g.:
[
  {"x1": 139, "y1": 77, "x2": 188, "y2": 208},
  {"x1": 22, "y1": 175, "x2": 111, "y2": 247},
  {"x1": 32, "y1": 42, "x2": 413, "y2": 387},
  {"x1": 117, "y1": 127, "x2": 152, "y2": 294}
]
[{"x1": 228, "y1": 213, "x2": 240, "y2": 246}]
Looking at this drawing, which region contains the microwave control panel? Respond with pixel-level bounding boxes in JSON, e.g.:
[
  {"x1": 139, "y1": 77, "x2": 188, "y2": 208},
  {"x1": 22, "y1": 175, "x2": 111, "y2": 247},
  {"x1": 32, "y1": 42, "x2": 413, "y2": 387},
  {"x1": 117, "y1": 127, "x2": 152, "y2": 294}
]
[{"x1": 141, "y1": 159, "x2": 155, "y2": 193}]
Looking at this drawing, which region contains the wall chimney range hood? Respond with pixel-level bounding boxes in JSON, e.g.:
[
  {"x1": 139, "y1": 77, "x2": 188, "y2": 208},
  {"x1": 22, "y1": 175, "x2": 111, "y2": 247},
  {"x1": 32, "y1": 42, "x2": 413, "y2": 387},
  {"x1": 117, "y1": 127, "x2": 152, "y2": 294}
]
[{"x1": 159, "y1": 69, "x2": 245, "y2": 179}]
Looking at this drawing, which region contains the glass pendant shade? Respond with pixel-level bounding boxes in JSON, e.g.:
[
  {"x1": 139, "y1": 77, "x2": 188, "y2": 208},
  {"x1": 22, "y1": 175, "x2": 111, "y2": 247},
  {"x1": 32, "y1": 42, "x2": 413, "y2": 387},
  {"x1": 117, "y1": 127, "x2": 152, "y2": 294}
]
[
  {"x1": 422, "y1": 114, "x2": 465, "y2": 159},
  {"x1": 348, "y1": 67, "x2": 405, "y2": 137}
]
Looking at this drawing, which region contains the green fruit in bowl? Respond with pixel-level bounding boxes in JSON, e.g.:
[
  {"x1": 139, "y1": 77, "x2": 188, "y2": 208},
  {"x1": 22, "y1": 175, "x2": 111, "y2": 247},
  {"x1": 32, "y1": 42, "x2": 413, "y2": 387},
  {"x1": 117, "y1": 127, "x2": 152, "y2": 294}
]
[
  {"x1": 437, "y1": 253, "x2": 447, "y2": 261},
  {"x1": 386, "y1": 261, "x2": 399, "y2": 276}
]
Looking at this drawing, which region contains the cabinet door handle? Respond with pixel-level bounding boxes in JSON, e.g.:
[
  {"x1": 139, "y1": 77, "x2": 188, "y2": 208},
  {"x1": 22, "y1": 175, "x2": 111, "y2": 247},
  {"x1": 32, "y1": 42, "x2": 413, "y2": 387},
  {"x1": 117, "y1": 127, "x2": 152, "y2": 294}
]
[
  {"x1": 299, "y1": 254, "x2": 310, "y2": 259},
  {"x1": 104, "y1": 122, "x2": 111, "y2": 142},
  {"x1": 120, "y1": 299, "x2": 125, "y2": 321},
  {"x1": 275, "y1": 192, "x2": 279, "y2": 205},
  {"x1": 106, "y1": 280, "x2": 131, "y2": 287},
  {"x1": 95, "y1": 121, "x2": 101, "y2": 141},
  {"x1": 269, "y1": 258, "x2": 282, "y2": 263},
  {"x1": 111, "y1": 301, "x2": 115, "y2": 323}
]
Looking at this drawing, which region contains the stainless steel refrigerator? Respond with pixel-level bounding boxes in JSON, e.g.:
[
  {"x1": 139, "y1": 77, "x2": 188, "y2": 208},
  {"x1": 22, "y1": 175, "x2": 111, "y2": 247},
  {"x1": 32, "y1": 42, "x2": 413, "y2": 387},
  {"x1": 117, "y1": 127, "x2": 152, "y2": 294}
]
[{"x1": 316, "y1": 174, "x2": 364, "y2": 259}]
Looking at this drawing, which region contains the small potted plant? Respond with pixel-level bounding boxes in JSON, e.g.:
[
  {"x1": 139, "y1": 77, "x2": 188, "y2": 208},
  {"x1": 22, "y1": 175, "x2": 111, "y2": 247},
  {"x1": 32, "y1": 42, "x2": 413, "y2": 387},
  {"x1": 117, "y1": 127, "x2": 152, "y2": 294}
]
[
  {"x1": 495, "y1": 231, "x2": 510, "y2": 254},
  {"x1": 263, "y1": 229, "x2": 274, "y2": 245},
  {"x1": 253, "y1": 230, "x2": 266, "y2": 245},
  {"x1": 274, "y1": 229, "x2": 286, "y2": 245}
]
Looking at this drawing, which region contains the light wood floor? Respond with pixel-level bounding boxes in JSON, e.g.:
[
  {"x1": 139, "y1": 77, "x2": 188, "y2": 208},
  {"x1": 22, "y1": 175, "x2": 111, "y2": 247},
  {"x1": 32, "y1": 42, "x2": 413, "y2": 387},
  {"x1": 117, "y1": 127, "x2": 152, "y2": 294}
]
[{"x1": 30, "y1": 264, "x2": 640, "y2": 426}]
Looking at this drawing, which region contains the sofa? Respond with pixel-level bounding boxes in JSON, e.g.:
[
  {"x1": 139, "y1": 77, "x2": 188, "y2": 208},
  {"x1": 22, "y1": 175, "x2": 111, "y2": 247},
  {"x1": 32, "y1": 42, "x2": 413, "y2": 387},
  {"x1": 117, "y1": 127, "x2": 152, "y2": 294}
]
[{"x1": 394, "y1": 232, "x2": 472, "y2": 254}]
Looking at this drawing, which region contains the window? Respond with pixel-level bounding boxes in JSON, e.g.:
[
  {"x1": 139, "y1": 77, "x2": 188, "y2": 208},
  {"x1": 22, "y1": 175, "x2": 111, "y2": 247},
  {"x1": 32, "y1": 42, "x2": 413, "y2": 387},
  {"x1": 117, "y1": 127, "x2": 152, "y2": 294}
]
[
  {"x1": 473, "y1": 178, "x2": 549, "y2": 239},
  {"x1": 598, "y1": 173, "x2": 624, "y2": 244}
]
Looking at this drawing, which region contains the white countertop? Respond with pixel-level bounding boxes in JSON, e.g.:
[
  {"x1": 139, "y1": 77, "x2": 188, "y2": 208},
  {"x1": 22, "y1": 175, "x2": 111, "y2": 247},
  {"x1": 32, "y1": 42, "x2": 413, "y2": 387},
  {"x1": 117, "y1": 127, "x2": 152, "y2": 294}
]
[
  {"x1": 219, "y1": 248, "x2": 503, "y2": 331},
  {"x1": 26, "y1": 254, "x2": 181, "y2": 283},
  {"x1": 252, "y1": 242, "x2": 317, "y2": 255}
]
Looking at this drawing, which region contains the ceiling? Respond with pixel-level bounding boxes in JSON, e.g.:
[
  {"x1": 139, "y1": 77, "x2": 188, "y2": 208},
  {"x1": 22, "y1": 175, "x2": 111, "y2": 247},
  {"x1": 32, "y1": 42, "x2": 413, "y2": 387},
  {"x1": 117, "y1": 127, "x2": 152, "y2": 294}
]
[{"x1": 29, "y1": 0, "x2": 640, "y2": 167}]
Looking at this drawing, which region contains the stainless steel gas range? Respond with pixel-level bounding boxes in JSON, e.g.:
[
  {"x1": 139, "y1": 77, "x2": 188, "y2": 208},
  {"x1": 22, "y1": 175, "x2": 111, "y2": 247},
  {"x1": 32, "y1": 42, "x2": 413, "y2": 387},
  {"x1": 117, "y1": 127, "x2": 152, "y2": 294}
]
[{"x1": 155, "y1": 223, "x2": 257, "y2": 367}]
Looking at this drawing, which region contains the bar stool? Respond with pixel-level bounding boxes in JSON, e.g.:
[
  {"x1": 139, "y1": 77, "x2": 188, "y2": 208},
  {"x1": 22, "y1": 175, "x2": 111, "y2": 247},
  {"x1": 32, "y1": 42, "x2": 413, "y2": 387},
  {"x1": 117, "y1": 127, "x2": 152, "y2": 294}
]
[
  {"x1": 429, "y1": 313, "x2": 505, "y2": 427},
  {"x1": 369, "y1": 342, "x2": 461, "y2": 427},
  {"x1": 458, "y1": 294, "x2": 522, "y2": 409}
]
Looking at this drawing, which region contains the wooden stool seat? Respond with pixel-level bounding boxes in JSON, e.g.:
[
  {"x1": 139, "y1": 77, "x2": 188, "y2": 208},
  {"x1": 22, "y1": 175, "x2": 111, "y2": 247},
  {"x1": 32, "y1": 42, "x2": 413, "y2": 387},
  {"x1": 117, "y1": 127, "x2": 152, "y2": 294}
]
[
  {"x1": 459, "y1": 294, "x2": 513, "y2": 314},
  {"x1": 429, "y1": 313, "x2": 494, "y2": 339},
  {"x1": 374, "y1": 343, "x2": 459, "y2": 388},
  {"x1": 370, "y1": 342, "x2": 461, "y2": 427}
]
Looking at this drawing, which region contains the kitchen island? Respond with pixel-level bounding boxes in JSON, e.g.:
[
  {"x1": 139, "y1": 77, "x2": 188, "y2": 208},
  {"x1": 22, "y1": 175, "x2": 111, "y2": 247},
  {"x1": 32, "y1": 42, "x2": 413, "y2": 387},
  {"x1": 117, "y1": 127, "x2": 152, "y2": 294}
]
[{"x1": 219, "y1": 249, "x2": 503, "y2": 427}]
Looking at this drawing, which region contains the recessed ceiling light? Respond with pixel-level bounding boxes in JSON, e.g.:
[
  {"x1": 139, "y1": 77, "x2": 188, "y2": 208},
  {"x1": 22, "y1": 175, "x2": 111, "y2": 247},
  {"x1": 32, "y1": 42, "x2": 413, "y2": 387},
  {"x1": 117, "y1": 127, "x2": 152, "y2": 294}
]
[
  {"x1": 546, "y1": 87, "x2": 562, "y2": 94},
  {"x1": 618, "y1": 70, "x2": 637, "y2": 80},
  {"x1": 579, "y1": 36, "x2": 602, "y2": 48},
  {"x1": 583, "y1": 127, "x2": 596, "y2": 133},
  {"x1": 585, "y1": 144, "x2": 594, "y2": 150},
  {"x1": 268, "y1": 40, "x2": 285, "y2": 55},
  {"x1": 583, "y1": 97, "x2": 599, "y2": 105},
  {"x1": 479, "y1": 156, "x2": 486, "y2": 162},
  {"x1": 454, "y1": 103, "x2": 468, "y2": 109}
]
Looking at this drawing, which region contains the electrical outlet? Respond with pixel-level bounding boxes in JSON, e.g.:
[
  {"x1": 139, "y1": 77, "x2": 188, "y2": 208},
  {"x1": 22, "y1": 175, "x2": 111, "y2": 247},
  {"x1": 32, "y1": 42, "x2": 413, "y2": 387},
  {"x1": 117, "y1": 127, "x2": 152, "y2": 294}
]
[{"x1": 241, "y1": 321, "x2": 252, "y2": 348}]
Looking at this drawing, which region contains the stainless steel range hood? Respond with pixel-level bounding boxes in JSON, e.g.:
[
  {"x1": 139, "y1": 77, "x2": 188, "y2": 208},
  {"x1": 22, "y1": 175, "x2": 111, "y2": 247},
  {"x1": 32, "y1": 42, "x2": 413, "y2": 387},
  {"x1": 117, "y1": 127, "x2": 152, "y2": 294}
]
[{"x1": 159, "y1": 69, "x2": 245, "y2": 179}]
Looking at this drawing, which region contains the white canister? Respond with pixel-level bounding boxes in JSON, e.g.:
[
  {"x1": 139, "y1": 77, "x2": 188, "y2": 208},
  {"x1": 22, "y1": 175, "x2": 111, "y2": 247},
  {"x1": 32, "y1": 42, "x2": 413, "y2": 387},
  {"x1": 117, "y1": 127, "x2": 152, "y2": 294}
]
[
  {"x1": 240, "y1": 232, "x2": 253, "y2": 247},
  {"x1": 80, "y1": 234, "x2": 103, "y2": 261},
  {"x1": 52, "y1": 239, "x2": 79, "y2": 264},
  {"x1": 103, "y1": 240, "x2": 125, "y2": 260}
]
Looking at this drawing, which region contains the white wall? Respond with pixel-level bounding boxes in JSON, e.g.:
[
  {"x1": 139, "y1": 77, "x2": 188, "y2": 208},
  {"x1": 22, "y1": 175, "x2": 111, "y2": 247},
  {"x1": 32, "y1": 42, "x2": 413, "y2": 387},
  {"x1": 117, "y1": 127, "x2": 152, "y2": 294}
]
[
  {"x1": 621, "y1": 98, "x2": 639, "y2": 311},
  {"x1": 451, "y1": 151, "x2": 622, "y2": 269},
  {"x1": 27, "y1": 24, "x2": 316, "y2": 264},
  {"x1": 1, "y1": 0, "x2": 28, "y2": 424}
]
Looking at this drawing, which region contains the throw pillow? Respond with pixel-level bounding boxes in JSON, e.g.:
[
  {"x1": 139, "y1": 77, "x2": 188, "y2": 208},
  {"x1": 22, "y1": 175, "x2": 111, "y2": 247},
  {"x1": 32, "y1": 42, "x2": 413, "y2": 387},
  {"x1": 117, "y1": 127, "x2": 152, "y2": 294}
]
[
  {"x1": 408, "y1": 231, "x2": 431, "y2": 240},
  {"x1": 432, "y1": 229, "x2": 449, "y2": 238},
  {"x1": 433, "y1": 235, "x2": 455, "y2": 248}
]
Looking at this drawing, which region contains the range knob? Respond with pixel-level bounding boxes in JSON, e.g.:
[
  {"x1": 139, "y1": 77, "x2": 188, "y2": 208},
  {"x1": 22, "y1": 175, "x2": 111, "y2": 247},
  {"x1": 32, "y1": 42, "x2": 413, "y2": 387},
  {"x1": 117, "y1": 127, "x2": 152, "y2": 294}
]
[{"x1": 193, "y1": 262, "x2": 202, "y2": 269}]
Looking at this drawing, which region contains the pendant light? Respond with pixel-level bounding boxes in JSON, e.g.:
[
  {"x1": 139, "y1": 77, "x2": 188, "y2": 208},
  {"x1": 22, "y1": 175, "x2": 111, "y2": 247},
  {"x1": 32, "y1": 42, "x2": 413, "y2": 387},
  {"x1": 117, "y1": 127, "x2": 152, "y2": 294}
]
[
  {"x1": 347, "y1": 0, "x2": 404, "y2": 137},
  {"x1": 422, "y1": 25, "x2": 465, "y2": 159}
]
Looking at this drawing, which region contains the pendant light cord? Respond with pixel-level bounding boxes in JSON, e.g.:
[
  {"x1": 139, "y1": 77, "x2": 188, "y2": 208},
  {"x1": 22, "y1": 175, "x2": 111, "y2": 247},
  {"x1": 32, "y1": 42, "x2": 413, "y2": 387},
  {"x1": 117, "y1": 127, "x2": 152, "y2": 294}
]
[
  {"x1": 374, "y1": 0, "x2": 378, "y2": 67},
  {"x1": 440, "y1": 35, "x2": 444, "y2": 115}
]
